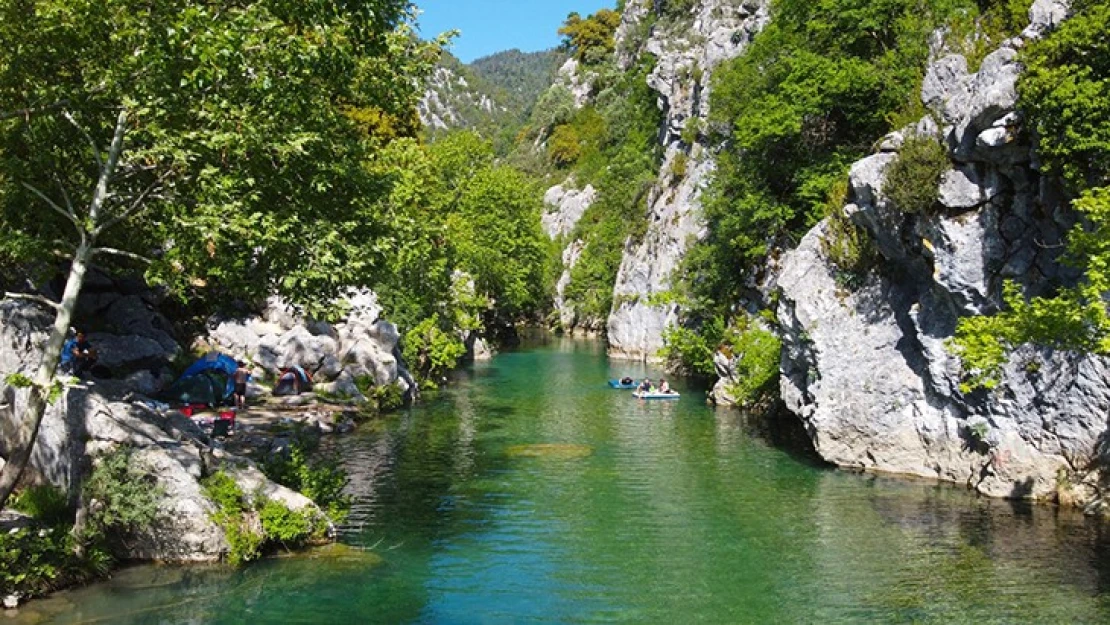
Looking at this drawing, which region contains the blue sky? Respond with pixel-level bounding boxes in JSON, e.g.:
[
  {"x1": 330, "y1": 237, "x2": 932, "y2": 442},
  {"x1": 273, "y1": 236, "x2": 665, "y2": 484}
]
[{"x1": 416, "y1": 1, "x2": 616, "y2": 63}]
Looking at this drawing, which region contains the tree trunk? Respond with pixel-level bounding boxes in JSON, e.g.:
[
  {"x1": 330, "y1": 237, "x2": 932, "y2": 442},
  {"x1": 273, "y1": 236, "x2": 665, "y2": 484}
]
[
  {"x1": 0, "y1": 243, "x2": 91, "y2": 509},
  {"x1": 0, "y1": 110, "x2": 127, "y2": 511}
]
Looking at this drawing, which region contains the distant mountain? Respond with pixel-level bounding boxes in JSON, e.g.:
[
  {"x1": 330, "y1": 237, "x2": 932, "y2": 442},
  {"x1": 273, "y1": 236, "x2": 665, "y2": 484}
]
[
  {"x1": 418, "y1": 49, "x2": 566, "y2": 148},
  {"x1": 470, "y1": 49, "x2": 566, "y2": 117}
]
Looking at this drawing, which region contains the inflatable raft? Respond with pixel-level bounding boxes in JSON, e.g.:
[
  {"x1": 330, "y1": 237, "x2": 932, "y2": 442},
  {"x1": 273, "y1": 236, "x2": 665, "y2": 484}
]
[
  {"x1": 633, "y1": 391, "x2": 681, "y2": 400},
  {"x1": 609, "y1": 380, "x2": 639, "y2": 389}
]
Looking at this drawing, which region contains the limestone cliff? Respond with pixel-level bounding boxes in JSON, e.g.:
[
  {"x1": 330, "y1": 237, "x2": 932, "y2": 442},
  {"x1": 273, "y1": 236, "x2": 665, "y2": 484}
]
[
  {"x1": 606, "y1": 0, "x2": 770, "y2": 361},
  {"x1": 775, "y1": 0, "x2": 1108, "y2": 508}
]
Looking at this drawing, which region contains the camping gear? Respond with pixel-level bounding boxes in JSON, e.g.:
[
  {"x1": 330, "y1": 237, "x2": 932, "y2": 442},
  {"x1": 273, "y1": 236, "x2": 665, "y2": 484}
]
[
  {"x1": 273, "y1": 366, "x2": 313, "y2": 396},
  {"x1": 161, "y1": 353, "x2": 239, "y2": 407},
  {"x1": 609, "y1": 380, "x2": 639, "y2": 389},
  {"x1": 633, "y1": 391, "x2": 681, "y2": 400}
]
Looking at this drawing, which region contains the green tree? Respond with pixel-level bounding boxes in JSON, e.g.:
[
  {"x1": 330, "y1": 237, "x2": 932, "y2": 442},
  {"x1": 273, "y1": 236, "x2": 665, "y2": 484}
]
[
  {"x1": 0, "y1": 0, "x2": 444, "y2": 510},
  {"x1": 558, "y1": 9, "x2": 623, "y2": 65}
]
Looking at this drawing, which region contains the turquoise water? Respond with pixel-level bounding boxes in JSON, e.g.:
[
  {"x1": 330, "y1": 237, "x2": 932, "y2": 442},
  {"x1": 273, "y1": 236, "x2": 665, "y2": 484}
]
[{"x1": 27, "y1": 337, "x2": 1110, "y2": 623}]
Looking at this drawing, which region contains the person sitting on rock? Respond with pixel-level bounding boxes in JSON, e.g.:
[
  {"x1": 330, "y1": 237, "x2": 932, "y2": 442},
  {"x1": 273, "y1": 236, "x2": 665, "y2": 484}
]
[{"x1": 70, "y1": 329, "x2": 98, "y2": 378}]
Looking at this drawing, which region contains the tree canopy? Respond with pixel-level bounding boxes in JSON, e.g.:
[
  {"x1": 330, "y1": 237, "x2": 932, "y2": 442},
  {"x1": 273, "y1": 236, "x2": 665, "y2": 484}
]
[
  {"x1": 0, "y1": 0, "x2": 443, "y2": 318},
  {"x1": 558, "y1": 9, "x2": 622, "y2": 65}
]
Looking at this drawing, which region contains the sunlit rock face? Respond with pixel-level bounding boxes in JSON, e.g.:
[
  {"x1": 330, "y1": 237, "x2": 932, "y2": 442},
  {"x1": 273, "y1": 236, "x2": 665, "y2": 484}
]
[
  {"x1": 606, "y1": 0, "x2": 771, "y2": 362},
  {"x1": 0, "y1": 300, "x2": 325, "y2": 562},
  {"x1": 778, "y1": 1, "x2": 1110, "y2": 508}
]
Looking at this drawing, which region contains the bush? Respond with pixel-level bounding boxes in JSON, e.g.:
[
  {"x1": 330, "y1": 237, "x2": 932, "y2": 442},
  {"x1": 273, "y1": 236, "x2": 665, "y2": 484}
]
[
  {"x1": 82, "y1": 447, "x2": 162, "y2": 542},
  {"x1": 371, "y1": 384, "x2": 405, "y2": 413},
  {"x1": 10, "y1": 485, "x2": 71, "y2": 526},
  {"x1": 202, "y1": 471, "x2": 325, "y2": 566},
  {"x1": 0, "y1": 526, "x2": 95, "y2": 598},
  {"x1": 883, "y1": 134, "x2": 949, "y2": 214},
  {"x1": 402, "y1": 315, "x2": 467, "y2": 382},
  {"x1": 201, "y1": 472, "x2": 262, "y2": 566},
  {"x1": 724, "y1": 325, "x2": 783, "y2": 408},
  {"x1": 261, "y1": 437, "x2": 352, "y2": 524},
  {"x1": 670, "y1": 152, "x2": 689, "y2": 183},
  {"x1": 660, "y1": 317, "x2": 726, "y2": 377},
  {"x1": 821, "y1": 181, "x2": 878, "y2": 289}
]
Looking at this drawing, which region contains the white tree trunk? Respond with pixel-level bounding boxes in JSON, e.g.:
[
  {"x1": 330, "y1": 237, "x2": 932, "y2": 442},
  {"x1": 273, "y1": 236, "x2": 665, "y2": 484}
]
[{"x1": 0, "y1": 111, "x2": 128, "y2": 511}]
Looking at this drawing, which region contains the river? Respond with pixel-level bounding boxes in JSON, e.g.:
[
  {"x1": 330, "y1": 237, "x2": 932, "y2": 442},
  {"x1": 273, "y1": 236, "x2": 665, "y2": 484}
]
[{"x1": 22, "y1": 337, "x2": 1110, "y2": 623}]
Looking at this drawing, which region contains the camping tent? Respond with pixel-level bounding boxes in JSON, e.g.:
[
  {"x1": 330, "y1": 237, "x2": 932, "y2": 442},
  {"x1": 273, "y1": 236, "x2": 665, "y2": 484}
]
[
  {"x1": 161, "y1": 353, "x2": 239, "y2": 407},
  {"x1": 273, "y1": 366, "x2": 313, "y2": 396}
]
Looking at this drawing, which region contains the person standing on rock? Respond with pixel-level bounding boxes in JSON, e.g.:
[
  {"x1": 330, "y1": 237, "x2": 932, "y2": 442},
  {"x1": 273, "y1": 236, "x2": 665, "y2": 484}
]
[{"x1": 232, "y1": 362, "x2": 251, "y2": 410}]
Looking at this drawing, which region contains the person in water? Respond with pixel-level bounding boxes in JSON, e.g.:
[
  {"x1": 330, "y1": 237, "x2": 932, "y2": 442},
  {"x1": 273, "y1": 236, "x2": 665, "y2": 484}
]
[
  {"x1": 638, "y1": 378, "x2": 653, "y2": 393},
  {"x1": 658, "y1": 379, "x2": 672, "y2": 394}
]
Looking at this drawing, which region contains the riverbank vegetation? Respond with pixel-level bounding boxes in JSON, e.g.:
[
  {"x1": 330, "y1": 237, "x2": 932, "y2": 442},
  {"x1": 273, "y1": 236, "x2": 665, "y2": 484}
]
[{"x1": 1, "y1": 447, "x2": 159, "y2": 601}]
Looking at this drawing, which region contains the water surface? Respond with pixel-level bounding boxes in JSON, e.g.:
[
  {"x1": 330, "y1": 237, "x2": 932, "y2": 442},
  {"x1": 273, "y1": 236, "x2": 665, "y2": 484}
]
[{"x1": 28, "y1": 337, "x2": 1110, "y2": 623}]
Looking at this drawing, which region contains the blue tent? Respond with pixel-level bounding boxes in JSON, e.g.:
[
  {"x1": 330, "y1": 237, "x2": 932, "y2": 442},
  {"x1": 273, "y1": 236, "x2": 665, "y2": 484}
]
[{"x1": 179, "y1": 353, "x2": 239, "y2": 402}]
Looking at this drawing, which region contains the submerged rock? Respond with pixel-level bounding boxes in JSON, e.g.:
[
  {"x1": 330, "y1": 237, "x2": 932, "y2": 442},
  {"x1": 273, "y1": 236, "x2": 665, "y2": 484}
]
[{"x1": 506, "y1": 444, "x2": 593, "y2": 460}]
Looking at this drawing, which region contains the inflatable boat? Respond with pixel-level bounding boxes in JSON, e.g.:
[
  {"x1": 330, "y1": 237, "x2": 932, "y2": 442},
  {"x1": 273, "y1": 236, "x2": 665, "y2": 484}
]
[
  {"x1": 609, "y1": 380, "x2": 639, "y2": 389},
  {"x1": 633, "y1": 391, "x2": 681, "y2": 400}
]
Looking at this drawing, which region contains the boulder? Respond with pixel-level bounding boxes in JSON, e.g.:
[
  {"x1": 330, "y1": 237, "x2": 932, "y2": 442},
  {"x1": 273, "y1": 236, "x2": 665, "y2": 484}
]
[{"x1": 88, "y1": 333, "x2": 176, "y2": 373}]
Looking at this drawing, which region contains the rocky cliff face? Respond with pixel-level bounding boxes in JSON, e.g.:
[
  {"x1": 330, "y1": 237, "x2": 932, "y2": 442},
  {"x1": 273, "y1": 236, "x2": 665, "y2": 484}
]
[
  {"x1": 606, "y1": 0, "x2": 770, "y2": 361},
  {"x1": 542, "y1": 181, "x2": 599, "y2": 333},
  {"x1": 418, "y1": 64, "x2": 502, "y2": 132},
  {"x1": 776, "y1": 1, "x2": 1108, "y2": 508}
]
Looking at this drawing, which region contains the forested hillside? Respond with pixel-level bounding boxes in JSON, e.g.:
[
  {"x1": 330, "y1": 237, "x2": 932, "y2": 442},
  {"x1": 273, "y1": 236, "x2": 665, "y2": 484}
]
[{"x1": 419, "y1": 49, "x2": 565, "y2": 152}]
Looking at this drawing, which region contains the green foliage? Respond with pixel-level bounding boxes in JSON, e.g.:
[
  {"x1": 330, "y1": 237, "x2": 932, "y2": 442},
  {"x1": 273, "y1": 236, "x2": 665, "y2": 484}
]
[
  {"x1": 0, "y1": 525, "x2": 96, "y2": 598},
  {"x1": 258, "y1": 499, "x2": 317, "y2": 546},
  {"x1": 660, "y1": 317, "x2": 727, "y2": 377},
  {"x1": 821, "y1": 181, "x2": 878, "y2": 289},
  {"x1": 559, "y1": 9, "x2": 622, "y2": 65},
  {"x1": 202, "y1": 471, "x2": 323, "y2": 565},
  {"x1": 403, "y1": 315, "x2": 467, "y2": 381},
  {"x1": 559, "y1": 55, "x2": 664, "y2": 324},
  {"x1": 82, "y1": 447, "x2": 162, "y2": 541},
  {"x1": 10, "y1": 485, "x2": 71, "y2": 526},
  {"x1": 261, "y1": 437, "x2": 352, "y2": 525},
  {"x1": 685, "y1": 0, "x2": 988, "y2": 313},
  {"x1": 549, "y1": 124, "x2": 584, "y2": 167},
  {"x1": 201, "y1": 472, "x2": 262, "y2": 566},
  {"x1": 424, "y1": 49, "x2": 565, "y2": 152},
  {"x1": 952, "y1": 192, "x2": 1110, "y2": 390},
  {"x1": 1018, "y1": 0, "x2": 1110, "y2": 190},
  {"x1": 1, "y1": 447, "x2": 162, "y2": 596},
  {"x1": 4, "y1": 373, "x2": 33, "y2": 388},
  {"x1": 884, "y1": 134, "x2": 949, "y2": 214},
  {"x1": 0, "y1": 0, "x2": 445, "y2": 319},
  {"x1": 660, "y1": 315, "x2": 782, "y2": 406},
  {"x1": 724, "y1": 325, "x2": 783, "y2": 408},
  {"x1": 952, "y1": 2, "x2": 1110, "y2": 387},
  {"x1": 670, "y1": 153, "x2": 690, "y2": 183},
  {"x1": 370, "y1": 130, "x2": 548, "y2": 342},
  {"x1": 371, "y1": 384, "x2": 406, "y2": 413}
]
